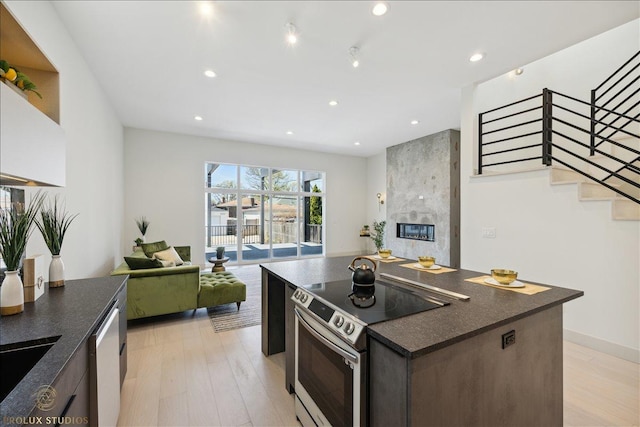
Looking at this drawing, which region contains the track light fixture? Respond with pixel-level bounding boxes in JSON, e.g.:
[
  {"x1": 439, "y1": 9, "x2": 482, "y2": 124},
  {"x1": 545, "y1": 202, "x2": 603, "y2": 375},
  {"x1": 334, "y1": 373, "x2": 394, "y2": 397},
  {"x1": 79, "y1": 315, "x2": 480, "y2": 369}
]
[
  {"x1": 349, "y1": 46, "x2": 360, "y2": 68},
  {"x1": 285, "y1": 22, "x2": 298, "y2": 45}
]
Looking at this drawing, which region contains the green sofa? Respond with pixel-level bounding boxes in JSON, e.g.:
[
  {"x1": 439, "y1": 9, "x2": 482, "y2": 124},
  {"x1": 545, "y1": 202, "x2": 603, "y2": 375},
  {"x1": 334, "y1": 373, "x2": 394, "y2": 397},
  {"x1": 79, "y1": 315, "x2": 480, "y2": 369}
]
[{"x1": 111, "y1": 246, "x2": 246, "y2": 320}]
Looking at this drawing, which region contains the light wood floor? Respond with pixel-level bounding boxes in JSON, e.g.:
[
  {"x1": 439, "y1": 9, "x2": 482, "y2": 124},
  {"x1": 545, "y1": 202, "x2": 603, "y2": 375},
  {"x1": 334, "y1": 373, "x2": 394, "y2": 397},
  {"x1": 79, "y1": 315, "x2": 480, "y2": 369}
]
[{"x1": 117, "y1": 267, "x2": 639, "y2": 427}]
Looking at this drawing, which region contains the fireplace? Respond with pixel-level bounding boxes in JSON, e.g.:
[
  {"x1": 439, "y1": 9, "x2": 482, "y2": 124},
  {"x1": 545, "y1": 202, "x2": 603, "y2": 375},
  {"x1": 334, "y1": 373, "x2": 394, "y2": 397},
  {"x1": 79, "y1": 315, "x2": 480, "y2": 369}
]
[{"x1": 397, "y1": 223, "x2": 435, "y2": 242}]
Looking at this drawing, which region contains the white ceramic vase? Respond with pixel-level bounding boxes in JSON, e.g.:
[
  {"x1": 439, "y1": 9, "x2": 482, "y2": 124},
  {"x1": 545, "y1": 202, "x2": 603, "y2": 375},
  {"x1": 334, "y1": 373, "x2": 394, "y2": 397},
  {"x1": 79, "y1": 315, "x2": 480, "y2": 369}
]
[
  {"x1": 49, "y1": 255, "x2": 65, "y2": 288},
  {"x1": 140, "y1": 235, "x2": 146, "y2": 243},
  {"x1": 1, "y1": 270, "x2": 24, "y2": 315}
]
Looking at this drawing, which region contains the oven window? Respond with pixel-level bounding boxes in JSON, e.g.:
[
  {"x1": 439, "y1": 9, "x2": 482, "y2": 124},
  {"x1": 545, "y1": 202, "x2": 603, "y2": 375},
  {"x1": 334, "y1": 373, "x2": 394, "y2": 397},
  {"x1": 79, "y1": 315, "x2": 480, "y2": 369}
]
[{"x1": 298, "y1": 324, "x2": 354, "y2": 426}]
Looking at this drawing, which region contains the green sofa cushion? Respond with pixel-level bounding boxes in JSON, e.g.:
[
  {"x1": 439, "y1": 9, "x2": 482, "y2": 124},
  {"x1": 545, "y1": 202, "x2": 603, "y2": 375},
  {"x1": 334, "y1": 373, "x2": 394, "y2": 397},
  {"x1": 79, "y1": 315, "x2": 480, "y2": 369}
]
[
  {"x1": 198, "y1": 272, "x2": 246, "y2": 308},
  {"x1": 124, "y1": 256, "x2": 163, "y2": 270},
  {"x1": 141, "y1": 240, "x2": 169, "y2": 257}
]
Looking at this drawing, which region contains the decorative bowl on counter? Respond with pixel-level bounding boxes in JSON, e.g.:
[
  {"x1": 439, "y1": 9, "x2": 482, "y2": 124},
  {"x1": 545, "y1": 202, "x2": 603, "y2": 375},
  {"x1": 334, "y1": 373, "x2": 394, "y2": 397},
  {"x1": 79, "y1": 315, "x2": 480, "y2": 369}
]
[
  {"x1": 378, "y1": 249, "x2": 392, "y2": 259},
  {"x1": 491, "y1": 269, "x2": 518, "y2": 285},
  {"x1": 418, "y1": 256, "x2": 435, "y2": 268}
]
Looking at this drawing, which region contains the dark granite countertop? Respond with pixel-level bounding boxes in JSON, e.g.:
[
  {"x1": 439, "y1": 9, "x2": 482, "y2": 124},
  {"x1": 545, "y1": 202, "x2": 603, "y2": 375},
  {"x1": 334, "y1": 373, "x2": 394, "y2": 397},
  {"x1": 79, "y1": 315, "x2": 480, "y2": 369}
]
[
  {"x1": 0, "y1": 275, "x2": 127, "y2": 422},
  {"x1": 261, "y1": 256, "x2": 583, "y2": 359}
]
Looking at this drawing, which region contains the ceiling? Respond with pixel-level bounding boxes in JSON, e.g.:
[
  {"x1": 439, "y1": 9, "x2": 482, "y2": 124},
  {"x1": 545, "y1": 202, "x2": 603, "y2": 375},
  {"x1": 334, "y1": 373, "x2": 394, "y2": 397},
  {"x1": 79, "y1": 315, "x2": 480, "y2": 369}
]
[{"x1": 51, "y1": 1, "x2": 639, "y2": 157}]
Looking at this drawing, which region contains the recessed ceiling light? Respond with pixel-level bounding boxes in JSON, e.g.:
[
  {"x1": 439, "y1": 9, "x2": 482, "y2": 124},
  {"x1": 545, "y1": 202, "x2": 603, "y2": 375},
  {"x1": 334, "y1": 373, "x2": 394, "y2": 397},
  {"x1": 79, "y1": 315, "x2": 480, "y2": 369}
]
[
  {"x1": 469, "y1": 53, "x2": 484, "y2": 62},
  {"x1": 354, "y1": 141, "x2": 361, "y2": 146},
  {"x1": 329, "y1": 100, "x2": 338, "y2": 106},
  {"x1": 349, "y1": 46, "x2": 360, "y2": 68},
  {"x1": 194, "y1": 115, "x2": 203, "y2": 121},
  {"x1": 372, "y1": 2, "x2": 388, "y2": 16},
  {"x1": 514, "y1": 68, "x2": 524, "y2": 75},
  {"x1": 411, "y1": 120, "x2": 420, "y2": 125},
  {"x1": 204, "y1": 70, "x2": 216, "y2": 78},
  {"x1": 199, "y1": 1, "x2": 213, "y2": 17},
  {"x1": 286, "y1": 130, "x2": 294, "y2": 135},
  {"x1": 285, "y1": 23, "x2": 298, "y2": 45}
]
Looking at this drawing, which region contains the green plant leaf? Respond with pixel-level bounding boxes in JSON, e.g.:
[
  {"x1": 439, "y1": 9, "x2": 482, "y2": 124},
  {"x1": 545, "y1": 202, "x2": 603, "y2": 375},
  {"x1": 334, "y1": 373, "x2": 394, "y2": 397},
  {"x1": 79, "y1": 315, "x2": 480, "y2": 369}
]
[
  {"x1": 135, "y1": 216, "x2": 150, "y2": 235},
  {"x1": 0, "y1": 191, "x2": 46, "y2": 271},
  {"x1": 35, "y1": 195, "x2": 78, "y2": 256}
]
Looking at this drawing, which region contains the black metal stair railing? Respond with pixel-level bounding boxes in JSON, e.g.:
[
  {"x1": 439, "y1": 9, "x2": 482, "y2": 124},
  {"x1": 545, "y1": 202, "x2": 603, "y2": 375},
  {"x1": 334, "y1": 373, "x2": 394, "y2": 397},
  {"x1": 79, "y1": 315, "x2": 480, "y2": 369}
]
[
  {"x1": 591, "y1": 50, "x2": 640, "y2": 182},
  {"x1": 546, "y1": 90, "x2": 640, "y2": 204},
  {"x1": 478, "y1": 50, "x2": 640, "y2": 205},
  {"x1": 477, "y1": 93, "x2": 545, "y2": 174}
]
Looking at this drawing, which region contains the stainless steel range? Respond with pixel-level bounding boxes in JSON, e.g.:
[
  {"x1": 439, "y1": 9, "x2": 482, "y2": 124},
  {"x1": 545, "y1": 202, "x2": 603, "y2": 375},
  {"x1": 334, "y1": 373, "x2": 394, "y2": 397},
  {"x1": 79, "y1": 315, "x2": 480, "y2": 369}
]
[{"x1": 292, "y1": 277, "x2": 450, "y2": 426}]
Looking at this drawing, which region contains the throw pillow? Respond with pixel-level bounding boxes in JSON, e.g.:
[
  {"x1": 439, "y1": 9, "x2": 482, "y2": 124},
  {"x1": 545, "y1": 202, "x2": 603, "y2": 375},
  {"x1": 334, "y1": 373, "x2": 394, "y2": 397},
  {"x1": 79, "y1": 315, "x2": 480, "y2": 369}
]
[
  {"x1": 152, "y1": 246, "x2": 184, "y2": 266},
  {"x1": 141, "y1": 240, "x2": 169, "y2": 257},
  {"x1": 158, "y1": 259, "x2": 176, "y2": 268},
  {"x1": 124, "y1": 256, "x2": 163, "y2": 270}
]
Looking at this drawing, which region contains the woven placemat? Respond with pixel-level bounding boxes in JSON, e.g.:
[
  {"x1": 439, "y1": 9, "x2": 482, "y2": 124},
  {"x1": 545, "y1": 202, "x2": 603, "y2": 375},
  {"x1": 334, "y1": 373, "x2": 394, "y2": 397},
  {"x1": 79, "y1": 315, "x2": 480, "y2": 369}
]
[
  {"x1": 399, "y1": 263, "x2": 457, "y2": 274},
  {"x1": 465, "y1": 275, "x2": 551, "y2": 295}
]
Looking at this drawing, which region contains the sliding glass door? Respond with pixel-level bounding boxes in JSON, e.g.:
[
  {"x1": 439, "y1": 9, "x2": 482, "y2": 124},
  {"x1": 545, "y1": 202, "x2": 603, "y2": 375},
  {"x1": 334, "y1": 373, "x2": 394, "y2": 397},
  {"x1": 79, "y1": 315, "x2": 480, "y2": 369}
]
[{"x1": 205, "y1": 163, "x2": 324, "y2": 265}]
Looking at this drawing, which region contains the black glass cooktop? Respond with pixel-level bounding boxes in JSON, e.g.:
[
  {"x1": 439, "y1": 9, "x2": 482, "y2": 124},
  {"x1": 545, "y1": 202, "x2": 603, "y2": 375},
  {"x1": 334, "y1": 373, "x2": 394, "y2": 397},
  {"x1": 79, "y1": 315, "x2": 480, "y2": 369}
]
[{"x1": 300, "y1": 279, "x2": 448, "y2": 325}]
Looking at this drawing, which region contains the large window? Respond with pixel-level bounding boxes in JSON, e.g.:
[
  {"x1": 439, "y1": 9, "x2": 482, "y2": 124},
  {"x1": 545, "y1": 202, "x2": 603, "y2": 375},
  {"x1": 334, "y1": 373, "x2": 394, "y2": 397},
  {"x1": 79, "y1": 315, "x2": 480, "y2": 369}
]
[{"x1": 205, "y1": 163, "x2": 325, "y2": 264}]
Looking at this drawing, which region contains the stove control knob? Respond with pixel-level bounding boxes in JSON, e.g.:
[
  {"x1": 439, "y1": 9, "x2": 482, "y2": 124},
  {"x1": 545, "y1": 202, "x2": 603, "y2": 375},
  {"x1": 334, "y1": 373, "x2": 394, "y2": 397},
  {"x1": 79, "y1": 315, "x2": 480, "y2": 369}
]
[
  {"x1": 333, "y1": 315, "x2": 344, "y2": 328},
  {"x1": 300, "y1": 293, "x2": 308, "y2": 303},
  {"x1": 344, "y1": 322, "x2": 355, "y2": 335},
  {"x1": 293, "y1": 290, "x2": 301, "y2": 299}
]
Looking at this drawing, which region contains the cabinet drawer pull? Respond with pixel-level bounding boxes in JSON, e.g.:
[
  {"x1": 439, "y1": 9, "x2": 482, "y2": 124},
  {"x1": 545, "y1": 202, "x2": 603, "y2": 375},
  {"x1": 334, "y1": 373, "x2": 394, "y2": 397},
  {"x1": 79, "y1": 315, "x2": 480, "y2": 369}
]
[{"x1": 56, "y1": 394, "x2": 76, "y2": 427}]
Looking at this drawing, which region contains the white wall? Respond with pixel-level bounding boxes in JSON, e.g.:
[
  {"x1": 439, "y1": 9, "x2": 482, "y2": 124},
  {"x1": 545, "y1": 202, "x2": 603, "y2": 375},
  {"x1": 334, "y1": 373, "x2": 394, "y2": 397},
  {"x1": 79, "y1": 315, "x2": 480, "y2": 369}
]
[
  {"x1": 6, "y1": 1, "x2": 125, "y2": 279},
  {"x1": 364, "y1": 152, "x2": 387, "y2": 254},
  {"x1": 123, "y1": 128, "x2": 368, "y2": 265},
  {"x1": 461, "y1": 20, "x2": 640, "y2": 361}
]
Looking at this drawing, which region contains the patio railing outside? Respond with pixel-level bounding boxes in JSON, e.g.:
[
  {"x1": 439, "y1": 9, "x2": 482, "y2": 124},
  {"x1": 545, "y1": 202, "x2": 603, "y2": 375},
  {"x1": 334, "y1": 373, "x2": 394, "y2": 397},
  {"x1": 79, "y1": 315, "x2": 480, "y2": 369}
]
[
  {"x1": 206, "y1": 223, "x2": 322, "y2": 246},
  {"x1": 206, "y1": 224, "x2": 261, "y2": 246}
]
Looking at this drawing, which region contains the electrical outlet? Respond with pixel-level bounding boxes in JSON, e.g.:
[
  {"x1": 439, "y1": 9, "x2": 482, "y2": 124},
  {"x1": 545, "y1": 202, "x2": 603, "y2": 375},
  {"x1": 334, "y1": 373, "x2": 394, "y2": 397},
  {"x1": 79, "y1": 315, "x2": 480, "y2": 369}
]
[
  {"x1": 482, "y1": 227, "x2": 496, "y2": 238},
  {"x1": 502, "y1": 330, "x2": 516, "y2": 349}
]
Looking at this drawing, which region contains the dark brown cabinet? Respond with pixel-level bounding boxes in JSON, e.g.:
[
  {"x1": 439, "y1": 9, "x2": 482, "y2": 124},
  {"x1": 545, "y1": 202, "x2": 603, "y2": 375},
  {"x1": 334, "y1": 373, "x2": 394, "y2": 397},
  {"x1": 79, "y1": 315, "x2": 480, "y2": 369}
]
[{"x1": 29, "y1": 340, "x2": 89, "y2": 425}]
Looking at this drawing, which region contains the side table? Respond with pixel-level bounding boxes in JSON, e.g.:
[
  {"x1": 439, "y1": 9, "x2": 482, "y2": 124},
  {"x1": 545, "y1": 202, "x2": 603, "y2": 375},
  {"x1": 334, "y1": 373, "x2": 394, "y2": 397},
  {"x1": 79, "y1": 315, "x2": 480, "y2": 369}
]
[{"x1": 209, "y1": 257, "x2": 230, "y2": 272}]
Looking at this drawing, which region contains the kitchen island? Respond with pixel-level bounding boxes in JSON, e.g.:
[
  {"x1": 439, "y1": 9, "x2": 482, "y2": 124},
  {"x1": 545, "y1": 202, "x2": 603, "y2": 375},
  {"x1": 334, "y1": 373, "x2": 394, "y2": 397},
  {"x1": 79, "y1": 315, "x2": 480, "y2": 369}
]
[
  {"x1": 261, "y1": 255, "x2": 583, "y2": 427},
  {"x1": 0, "y1": 276, "x2": 127, "y2": 426}
]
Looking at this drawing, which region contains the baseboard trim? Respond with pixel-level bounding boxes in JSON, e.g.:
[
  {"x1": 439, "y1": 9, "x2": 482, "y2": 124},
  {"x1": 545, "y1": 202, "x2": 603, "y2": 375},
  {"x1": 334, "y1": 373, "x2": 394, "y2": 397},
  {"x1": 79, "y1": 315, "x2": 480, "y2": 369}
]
[{"x1": 564, "y1": 329, "x2": 639, "y2": 363}]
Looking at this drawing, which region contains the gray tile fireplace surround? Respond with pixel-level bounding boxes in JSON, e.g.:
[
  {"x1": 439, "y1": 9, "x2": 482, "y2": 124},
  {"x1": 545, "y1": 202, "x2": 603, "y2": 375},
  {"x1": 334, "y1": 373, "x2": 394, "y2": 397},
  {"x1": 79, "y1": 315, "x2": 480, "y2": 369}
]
[{"x1": 386, "y1": 129, "x2": 460, "y2": 267}]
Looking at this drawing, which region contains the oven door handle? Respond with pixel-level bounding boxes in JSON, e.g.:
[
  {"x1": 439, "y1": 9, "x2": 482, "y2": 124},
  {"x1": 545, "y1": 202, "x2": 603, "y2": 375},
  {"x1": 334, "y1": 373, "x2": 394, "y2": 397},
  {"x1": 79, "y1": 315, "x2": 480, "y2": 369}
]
[{"x1": 294, "y1": 307, "x2": 358, "y2": 364}]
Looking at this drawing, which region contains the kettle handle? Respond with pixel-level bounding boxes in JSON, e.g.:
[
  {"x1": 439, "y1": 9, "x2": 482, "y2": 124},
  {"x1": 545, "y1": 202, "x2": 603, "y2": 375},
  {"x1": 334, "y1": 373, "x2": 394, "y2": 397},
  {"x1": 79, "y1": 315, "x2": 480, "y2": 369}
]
[{"x1": 348, "y1": 256, "x2": 377, "y2": 272}]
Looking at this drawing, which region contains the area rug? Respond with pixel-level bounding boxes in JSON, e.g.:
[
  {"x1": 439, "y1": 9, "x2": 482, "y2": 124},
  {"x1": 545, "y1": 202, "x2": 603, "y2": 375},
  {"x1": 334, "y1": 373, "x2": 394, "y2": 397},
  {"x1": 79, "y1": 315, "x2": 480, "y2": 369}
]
[{"x1": 207, "y1": 274, "x2": 261, "y2": 333}]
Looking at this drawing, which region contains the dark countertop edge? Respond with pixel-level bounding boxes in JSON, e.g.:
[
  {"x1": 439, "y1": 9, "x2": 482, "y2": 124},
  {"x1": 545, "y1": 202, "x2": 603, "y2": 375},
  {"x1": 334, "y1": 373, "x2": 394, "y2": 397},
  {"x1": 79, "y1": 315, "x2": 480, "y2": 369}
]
[
  {"x1": 368, "y1": 291, "x2": 584, "y2": 359},
  {"x1": 260, "y1": 257, "x2": 585, "y2": 360},
  {"x1": 0, "y1": 275, "x2": 127, "y2": 422}
]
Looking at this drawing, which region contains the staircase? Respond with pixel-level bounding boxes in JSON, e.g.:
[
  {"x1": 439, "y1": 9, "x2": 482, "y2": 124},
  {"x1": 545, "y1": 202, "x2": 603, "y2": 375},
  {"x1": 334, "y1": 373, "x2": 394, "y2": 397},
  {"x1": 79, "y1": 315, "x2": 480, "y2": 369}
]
[{"x1": 478, "y1": 51, "x2": 640, "y2": 221}]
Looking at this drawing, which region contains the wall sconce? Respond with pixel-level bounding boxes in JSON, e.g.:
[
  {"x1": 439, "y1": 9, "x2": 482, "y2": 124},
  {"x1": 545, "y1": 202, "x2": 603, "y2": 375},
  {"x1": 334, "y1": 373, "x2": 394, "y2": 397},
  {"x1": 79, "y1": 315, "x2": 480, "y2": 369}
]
[{"x1": 377, "y1": 192, "x2": 385, "y2": 210}]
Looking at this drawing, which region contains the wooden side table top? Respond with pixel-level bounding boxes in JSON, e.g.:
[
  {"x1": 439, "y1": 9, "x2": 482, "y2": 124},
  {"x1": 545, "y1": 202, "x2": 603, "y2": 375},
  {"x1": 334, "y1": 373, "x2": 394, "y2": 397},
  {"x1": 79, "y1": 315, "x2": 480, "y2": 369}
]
[{"x1": 209, "y1": 257, "x2": 230, "y2": 272}]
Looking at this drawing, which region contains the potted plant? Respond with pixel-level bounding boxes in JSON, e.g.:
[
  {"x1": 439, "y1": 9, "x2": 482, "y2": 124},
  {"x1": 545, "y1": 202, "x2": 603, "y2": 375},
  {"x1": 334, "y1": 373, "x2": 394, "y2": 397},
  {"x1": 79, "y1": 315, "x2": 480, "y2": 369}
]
[
  {"x1": 216, "y1": 246, "x2": 225, "y2": 259},
  {"x1": 0, "y1": 192, "x2": 45, "y2": 315},
  {"x1": 135, "y1": 216, "x2": 150, "y2": 243},
  {"x1": 36, "y1": 195, "x2": 78, "y2": 288},
  {"x1": 370, "y1": 220, "x2": 387, "y2": 253}
]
